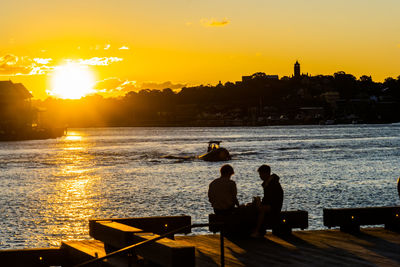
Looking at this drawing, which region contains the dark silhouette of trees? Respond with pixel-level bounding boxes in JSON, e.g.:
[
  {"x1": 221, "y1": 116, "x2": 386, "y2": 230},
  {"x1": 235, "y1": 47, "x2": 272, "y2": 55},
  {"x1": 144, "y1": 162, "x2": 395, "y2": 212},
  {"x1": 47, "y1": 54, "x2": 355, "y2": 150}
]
[{"x1": 32, "y1": 71, "x2": 400, "y2": 127}]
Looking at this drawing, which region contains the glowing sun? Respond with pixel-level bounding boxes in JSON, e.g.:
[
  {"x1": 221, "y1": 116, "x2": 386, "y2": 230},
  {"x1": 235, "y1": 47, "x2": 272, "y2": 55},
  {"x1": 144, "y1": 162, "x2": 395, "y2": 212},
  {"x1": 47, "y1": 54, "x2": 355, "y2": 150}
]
[{"x1": 50, "y1": 63, "x2": 96, "y2": 99}]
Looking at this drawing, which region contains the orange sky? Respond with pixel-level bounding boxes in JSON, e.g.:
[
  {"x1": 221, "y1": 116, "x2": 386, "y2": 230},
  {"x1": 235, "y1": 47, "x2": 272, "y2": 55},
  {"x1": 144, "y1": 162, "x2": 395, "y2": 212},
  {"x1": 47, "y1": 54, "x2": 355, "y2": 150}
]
[{"x1": 1, "y1": 0, "x2": 400, "y2": 99}]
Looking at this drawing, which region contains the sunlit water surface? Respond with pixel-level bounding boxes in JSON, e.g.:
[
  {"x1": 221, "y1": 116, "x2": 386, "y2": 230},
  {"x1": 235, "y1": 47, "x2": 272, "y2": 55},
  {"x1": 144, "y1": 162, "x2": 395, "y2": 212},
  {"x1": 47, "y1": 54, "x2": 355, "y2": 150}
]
[{"x1": 1, "y1": 125, "x2": 400, "y2": 249}]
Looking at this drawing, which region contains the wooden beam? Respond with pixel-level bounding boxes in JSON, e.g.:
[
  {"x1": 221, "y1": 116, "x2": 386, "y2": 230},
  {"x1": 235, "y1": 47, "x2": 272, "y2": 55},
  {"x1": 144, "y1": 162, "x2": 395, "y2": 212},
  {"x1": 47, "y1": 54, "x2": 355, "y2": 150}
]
[
  {"x1": 89, "y1": 220, "x2": 195, "y2": 267},
  {"x1": 323, "y1": 206, "x2": 400, "y2": 233},
  {"x1": 209, "y1": 210, "x2": 308, "y2": 236},
  {"x1": 0, "y1": 248, "x2": 66, "y2": 267},
  {"x1": 89, "y1": 220, "x2": 145, "y2": 249},
  {"x1": 89, "y1": 215, "x2": 191, "y2": 237}
]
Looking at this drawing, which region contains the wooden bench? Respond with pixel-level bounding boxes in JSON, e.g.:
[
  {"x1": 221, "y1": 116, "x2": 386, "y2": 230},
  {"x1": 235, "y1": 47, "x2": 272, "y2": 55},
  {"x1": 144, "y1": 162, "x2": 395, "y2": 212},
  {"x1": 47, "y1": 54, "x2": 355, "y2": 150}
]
[
  {"x1": 209, "y1": 210, "x2": 308, "y2": 236},
  {"x1": 89, "y1": 215, "x2": 191, "y2": 238},
  {"x1": 89, "y1": 216, "x2": 194, "y2": 267},
  {"x1": 0, "y1": 248, "x2": 66, "y2": 267},
  {"x1": 323, "y1": 206, "x2": 400, "y2": 233}
]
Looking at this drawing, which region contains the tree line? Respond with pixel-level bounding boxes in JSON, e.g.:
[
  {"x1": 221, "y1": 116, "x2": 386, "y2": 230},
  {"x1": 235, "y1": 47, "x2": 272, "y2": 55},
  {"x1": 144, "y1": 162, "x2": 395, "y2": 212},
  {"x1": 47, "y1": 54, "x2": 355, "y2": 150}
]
[{"x1": 34, "y1": 72, "x2": 400, "y2": 127}]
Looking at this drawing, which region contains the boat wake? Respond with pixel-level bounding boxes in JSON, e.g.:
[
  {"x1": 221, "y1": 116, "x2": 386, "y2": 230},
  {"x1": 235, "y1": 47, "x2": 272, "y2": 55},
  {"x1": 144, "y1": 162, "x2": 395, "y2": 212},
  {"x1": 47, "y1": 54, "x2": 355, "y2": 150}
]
[
  {"x1": 232, "y1": 150, "x2": 260, "y2": 156},
  {"x1": 161, "y1": 155, "x2": 196, "y2": 161}
]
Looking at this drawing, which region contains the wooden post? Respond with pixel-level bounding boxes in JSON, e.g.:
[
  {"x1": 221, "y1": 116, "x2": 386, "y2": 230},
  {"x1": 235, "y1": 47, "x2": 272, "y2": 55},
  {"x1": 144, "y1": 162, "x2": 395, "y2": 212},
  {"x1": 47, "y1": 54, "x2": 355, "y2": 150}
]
[{"x1": 220, "y1": 229, "x2": 225, "y2": 267}]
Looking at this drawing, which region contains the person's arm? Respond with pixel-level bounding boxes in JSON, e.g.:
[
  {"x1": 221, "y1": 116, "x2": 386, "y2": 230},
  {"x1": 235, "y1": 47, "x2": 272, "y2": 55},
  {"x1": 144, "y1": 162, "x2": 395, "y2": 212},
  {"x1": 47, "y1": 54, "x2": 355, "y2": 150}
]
[
  {"x1": 397, "y1": 177, "x2": 400, "y2": 199},
  {"x1": 232, "y1": 182, "x2": 240, "y2": 207},
  {"x1": 208, "y1": 184, "x2": 215, "y2": 204}
]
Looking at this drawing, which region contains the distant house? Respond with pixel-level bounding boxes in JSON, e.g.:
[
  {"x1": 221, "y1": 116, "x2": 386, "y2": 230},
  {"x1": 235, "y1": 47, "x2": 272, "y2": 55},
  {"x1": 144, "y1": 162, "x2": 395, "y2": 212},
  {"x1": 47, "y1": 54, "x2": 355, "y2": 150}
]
[
  {"x1": 242, "y1": 72, "x2": 279, "y2": 83},
  {"x1": 321, "y1": 91, "x2": 340, "y2": 107},
  {"x1": 0, "y1": 81, "x2": 33, "y2": 133}
]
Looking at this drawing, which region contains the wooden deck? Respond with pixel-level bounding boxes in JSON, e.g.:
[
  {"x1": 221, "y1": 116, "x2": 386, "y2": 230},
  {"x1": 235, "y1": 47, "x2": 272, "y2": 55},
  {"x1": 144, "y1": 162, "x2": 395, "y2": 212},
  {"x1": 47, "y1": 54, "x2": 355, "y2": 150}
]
[
  {"x1": 1, "y1": 227, "x2": 399, "y2": 266},
  {"x1": 176, "y1": 228, "x2": 400, "y2": 267}
]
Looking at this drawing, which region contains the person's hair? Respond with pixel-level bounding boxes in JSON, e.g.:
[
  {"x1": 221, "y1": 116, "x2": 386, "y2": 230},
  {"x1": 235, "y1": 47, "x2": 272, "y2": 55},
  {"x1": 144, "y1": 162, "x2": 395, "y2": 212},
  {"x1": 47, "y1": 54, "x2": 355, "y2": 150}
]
[
  {"x1": 257, "y1": 164, "x2": 271, "y2": 175},
  {"x1": 220, "y1": 164, "x2": 234, "y2": 176}
]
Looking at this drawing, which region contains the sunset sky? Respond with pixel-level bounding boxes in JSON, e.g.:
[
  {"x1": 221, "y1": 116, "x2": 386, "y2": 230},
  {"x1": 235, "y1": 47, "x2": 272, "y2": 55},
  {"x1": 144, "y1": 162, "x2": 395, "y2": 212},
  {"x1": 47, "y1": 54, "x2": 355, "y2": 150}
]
[{"x1": 1, "y1": 0, "x2": 399, "y2": 99}]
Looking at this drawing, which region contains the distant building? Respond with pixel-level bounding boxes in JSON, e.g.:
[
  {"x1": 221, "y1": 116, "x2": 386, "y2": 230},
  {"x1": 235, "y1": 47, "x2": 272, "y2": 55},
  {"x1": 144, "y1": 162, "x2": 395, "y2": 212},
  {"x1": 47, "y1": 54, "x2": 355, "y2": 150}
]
[
  {"x1": 294, "y1": 61, "x2": 300, "y2": 77},
  {"x1": 242, "y1": 76, "x2": 252, "y2": 83},
  {"x1": 242, "y1": 72, "x2": 279, "y2": 82},
  {"x1": 321, "y1": 91, "x2": 340, "y2": 107},
  {"x1": 0, "y1": 81, "x2": 33, "y2": 133}
]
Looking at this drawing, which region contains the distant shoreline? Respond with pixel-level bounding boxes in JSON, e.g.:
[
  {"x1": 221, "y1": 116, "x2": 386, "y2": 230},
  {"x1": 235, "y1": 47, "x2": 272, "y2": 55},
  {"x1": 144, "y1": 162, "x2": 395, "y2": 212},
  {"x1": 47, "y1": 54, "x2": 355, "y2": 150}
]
[{"x1": 62, "y1": 121, "x2": 396, "y2": 128}]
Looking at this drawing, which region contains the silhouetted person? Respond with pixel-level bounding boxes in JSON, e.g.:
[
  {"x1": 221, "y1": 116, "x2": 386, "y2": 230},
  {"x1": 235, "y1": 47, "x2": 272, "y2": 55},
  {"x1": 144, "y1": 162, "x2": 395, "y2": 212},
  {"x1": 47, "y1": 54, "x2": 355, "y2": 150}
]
[
  {"x1": 397, "y1": 177, "x2": 400, "y2": 199},
  {"x1": 252, "y1": 164, "x2": 283, "y2": 237},
  {"x1": 208, "y1": 164, "x2": 240, "y2": 215}
]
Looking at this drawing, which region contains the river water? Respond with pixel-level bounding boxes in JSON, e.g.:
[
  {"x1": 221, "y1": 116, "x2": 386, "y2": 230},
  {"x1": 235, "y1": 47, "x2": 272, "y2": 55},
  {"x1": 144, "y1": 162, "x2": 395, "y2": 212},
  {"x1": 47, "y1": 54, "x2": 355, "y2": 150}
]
[{"x1": 1, "y1": 125, "x2": 399, "y2": 249}]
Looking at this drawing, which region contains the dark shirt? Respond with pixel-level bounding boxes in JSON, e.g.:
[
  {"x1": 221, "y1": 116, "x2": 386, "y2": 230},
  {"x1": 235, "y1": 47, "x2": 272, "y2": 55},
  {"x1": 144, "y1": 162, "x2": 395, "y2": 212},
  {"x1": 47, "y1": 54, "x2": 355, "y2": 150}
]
[
  {"x1": 208, "y1": 177, "x2": 238, "y2": 212},
  {"x1": 261, "y1": 174, "x2": 283, "y2": 214}
]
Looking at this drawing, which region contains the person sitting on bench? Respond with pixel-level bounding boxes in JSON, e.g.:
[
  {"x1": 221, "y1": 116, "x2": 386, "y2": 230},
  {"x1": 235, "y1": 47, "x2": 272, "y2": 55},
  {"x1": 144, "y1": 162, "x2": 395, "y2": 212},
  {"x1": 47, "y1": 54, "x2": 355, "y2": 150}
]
[
  {"x1": 208, "y1": 164, "x2": 240, "y2": 215},
  {"x1": 252, "y1": 164, "x2": 283, "y2": 237}
]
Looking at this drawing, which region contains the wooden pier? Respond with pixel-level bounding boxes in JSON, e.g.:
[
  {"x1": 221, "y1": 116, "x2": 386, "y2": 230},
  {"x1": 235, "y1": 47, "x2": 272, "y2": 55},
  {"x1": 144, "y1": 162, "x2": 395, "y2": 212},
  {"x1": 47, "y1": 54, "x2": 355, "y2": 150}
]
[
  {"x1": 177, "y1": 228, "x2": 400, "y2": 266},
  {"x1": 1, "y1": 213, "x2": 400, "y2": 267}
]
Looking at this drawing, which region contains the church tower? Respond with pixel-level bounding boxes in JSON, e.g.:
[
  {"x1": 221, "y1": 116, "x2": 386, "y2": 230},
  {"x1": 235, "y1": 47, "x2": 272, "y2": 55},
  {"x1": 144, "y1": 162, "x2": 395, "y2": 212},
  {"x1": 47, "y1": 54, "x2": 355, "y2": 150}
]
[{"x1": 294, "y1": 61, "x2": 300, "y2": 77}]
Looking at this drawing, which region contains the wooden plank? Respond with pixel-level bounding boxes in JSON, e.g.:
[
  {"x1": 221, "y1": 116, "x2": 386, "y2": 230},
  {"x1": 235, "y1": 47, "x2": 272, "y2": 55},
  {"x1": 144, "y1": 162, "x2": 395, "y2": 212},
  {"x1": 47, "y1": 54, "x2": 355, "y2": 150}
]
[
  {"x1": 127, "y1": 232, "x2": 195, "y2": 267},
  {"x1": 0, "y1": 248, "x2": 66, "y2": 267},
  {"x1": 61, "y1": 240, "x2": 108, "y2": 266},
  {"x1": 2, "y1": 227, "x2": 399, "y2": 266},
  {"x1": 176, "y1": 228, "x2": 400, "y2": 267},
  {"x1": 209, "y1": 210, "x2": 308, "y2": 235},
  {"x1": 89, "y1": 220, "x2": 145, "y2": 249},
  {"x1": 61, "y1": 240, "x2": 138, "y2": 267},
  {"x1": 323, "y1": 206, "x2": 400, "y2": 232},
  {"x1": 89, "y1": 220, "x2": 195, "y2": 267},
  {"x1": 89, "y1": 215, "x2": 191, "y2": 237}
]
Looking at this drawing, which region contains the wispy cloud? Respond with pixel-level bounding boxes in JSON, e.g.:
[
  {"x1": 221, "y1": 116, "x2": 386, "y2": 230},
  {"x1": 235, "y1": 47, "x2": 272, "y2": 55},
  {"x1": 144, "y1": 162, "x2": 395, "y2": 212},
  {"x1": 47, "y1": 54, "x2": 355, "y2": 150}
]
[
  {"x1": 93, "y1": 78, "x2": 137, "y2": 97},
  {"x1": 119, "y1": 46, "x2": 129, "y2": 50},
  {"x1": 94, "y1": 78, "x2": 135, "y2": 92},
  {"x1": 75, "y1": 57, "x2": 123, "y2": 66},
  {"x1": 94, "y1": 78, "x2": 185, "y2": 96},
  {"x1": 33, "y1": 58, "x2": 52, "y2": 65},
  {"x1": 0, "y1": 54, "x2": 52, "y2": 76},
  {"x1": 140, "y1": 81, "x2": 186, "y2": 90},
  {"x1": 0, "y1": 54, "x2": 123, "y2": 76},
  {"x1": 104, "y1": 44, "x2": 111, "y2": 50},
  {"x1": 201, "y1": 18, "x2": 230, "y2": 27}
]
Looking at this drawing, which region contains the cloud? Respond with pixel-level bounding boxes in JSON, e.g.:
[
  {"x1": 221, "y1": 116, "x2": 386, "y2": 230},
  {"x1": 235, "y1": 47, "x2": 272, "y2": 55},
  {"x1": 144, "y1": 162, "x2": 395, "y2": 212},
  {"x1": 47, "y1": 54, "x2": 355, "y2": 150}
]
[
  {"x1": 119, "y1": 46, "x2": 129, "y2": 50},
  {"x1": 0, "y1": 53, "x2": 124, "y2": 76},
  {"x1": 201, "y1": 18, "x2": 230, "y2": 27},
  {"x1": 75, "y1": 57, "x2": 123, "y2": 66},
  {"x1": 140, "y1": 81, "x2": 186, "y2": 90},
  {"x1": 0, "y1": 54, "x2": 124, "y2": 76},
  {"x1": 93, "y1": 78, "x2": 138, "y2": 97},
  {"x1": 93, "y1": 78, "x2": 185, "y2": 96},
  {"x1": 33, "y1": 58, "x2": 52, "y2": 64},
  {"x1": 0, "y1": 54, "x2": 52, "y2": 76},
  {"x1": 94, "y1": 78, "x2": 134, "y2": 92},
  {"x1": 104, "y1": 44, "x2": 111, "y2": 50}
]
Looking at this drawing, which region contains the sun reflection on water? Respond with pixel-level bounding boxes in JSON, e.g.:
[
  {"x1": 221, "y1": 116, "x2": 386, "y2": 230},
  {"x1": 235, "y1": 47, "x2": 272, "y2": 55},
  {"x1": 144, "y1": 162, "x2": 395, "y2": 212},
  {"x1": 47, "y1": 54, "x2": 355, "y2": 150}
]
[
  {"x1": 43, "y1": 174, "x2": 100, "y2": 245},
  {"x1": 41, "y1": 130, "x2": 100, "y2": 245},
  {"x1": 65, "y1": 135, "x2": 82, "y2": 141}
]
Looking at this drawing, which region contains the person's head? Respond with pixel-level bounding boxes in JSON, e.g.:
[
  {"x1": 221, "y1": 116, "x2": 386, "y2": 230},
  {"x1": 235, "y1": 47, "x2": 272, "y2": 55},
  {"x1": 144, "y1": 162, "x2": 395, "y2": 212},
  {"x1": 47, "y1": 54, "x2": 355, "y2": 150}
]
[
  {"x1": 257, "y1": 164, "x2": 271, "y2": 181},
  {"x1": 220, "y1": 164, "x2": 234, "y2": 178}
]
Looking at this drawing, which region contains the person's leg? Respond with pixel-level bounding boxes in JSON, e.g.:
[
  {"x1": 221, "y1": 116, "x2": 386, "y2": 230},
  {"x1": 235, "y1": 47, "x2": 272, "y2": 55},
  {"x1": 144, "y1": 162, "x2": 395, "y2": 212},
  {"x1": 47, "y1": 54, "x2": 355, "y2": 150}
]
[{"x1": 252, "y1": 205, "x2": 268, "y2": 237}]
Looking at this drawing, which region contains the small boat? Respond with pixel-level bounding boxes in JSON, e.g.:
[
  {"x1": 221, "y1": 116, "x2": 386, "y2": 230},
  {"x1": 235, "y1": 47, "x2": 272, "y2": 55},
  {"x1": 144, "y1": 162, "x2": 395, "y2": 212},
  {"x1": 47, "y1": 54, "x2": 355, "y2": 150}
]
[{"x1": 198, "y1": 141, "x2": 231, "y2": 162}]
